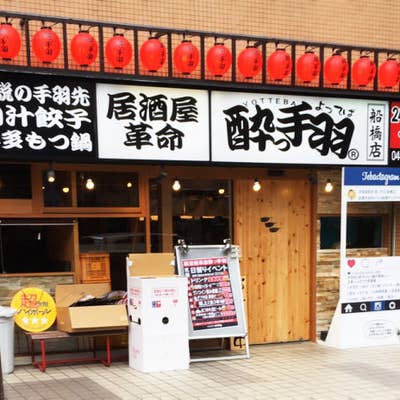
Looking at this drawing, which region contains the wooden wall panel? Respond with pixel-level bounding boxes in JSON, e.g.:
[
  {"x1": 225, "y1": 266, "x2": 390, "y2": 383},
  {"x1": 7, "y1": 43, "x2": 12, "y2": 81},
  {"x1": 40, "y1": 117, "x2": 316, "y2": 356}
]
[{"x1": 234, "y1": 178, "x2": 311, "y2": 344}]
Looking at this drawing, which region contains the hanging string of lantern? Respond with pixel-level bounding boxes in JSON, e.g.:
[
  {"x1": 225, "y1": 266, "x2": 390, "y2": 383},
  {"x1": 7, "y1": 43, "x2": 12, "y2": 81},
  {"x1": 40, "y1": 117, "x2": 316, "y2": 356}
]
[{"x1": 1, "y1": 15, "x2": 400, "y2": 91}]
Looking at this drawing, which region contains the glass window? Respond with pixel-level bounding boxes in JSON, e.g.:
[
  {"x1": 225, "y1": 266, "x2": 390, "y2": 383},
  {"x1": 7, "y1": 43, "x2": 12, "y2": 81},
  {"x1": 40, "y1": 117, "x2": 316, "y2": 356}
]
[
  {"x1": 78, "y1": 218, "x2": 146, "y2": 253},
  {"x1": 0, "y1": 220, "x2": 73, "y2": 273},
  {"x1": 320, "y1": 216, "x2": 383, "y2": 249},
  {"x1": 42, "y1": 170, "x2": 72, "y2": 207},
  {"x1": 172, "y1": 179, "x2": 231, "y2": 245},
  {"x1": 77, "y1": 171, "x2": 139, "y2": 207},
  {"x1": 0, "y1": 164, "x2": 31, "y2": 199}
]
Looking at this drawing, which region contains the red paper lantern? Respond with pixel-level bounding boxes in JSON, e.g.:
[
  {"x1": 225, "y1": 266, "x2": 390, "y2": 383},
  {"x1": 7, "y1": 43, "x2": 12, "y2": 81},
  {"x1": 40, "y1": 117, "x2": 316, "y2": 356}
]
[
  {"x1": 32, "y1": 27, "x2": 61, "y2": 63},
  {"x1": 378, "y1": 58, "x2": 400, "y2": 88},
  {"x1": 174, "y1": 40, "x2": 199, "y2": 74},
  {"x1": 140, "y1": 37, "x2": 166, "y2": 72},
  {"x1": 237, "y1": 46, "x2": 262, "y2": 79},
  {"x1": 267, "y1": 48, "x2": 292, "y2": 81},
  {"x1": 105, "y1": 34, "x2": 133, "y2": 69},
  {"x1": 0, "y1": 23, "x2": 21, "y2": 60},
  {"x1": 352, "y1": 56, "x2": 376, "y2": 86},
  {"x1": 324, "y1": 53, "x2": 348, "y2": 84},
  {"x1": 206, "y1": 43, "x2": 232, "y2": 77},
  {"x1": 296, "y1": 51, "x2": 321, "y2": 83},
  {"x1": 70, "y1": 31, "x2": 98, "y2": 66}
]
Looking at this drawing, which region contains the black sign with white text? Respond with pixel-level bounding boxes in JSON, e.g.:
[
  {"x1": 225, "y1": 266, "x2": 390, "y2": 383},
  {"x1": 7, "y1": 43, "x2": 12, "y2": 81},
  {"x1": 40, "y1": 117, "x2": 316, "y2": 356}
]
[{"x1": 0, "y1": 72, "x2": 96, "y2": 161}]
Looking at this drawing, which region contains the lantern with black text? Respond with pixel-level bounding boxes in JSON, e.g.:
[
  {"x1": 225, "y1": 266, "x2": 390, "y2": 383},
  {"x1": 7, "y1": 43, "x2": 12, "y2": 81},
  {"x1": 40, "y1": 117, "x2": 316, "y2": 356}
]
[
  {"x1": 206, "y1": 43, "x2": 232, "y2": 77},
  {"x1": 237, "y1": 46, "x2": 262, "y2": 79},
  {"x1": 352, "y1": 55, "x2": 376, "y2": 86},
  {"x1": 378, "y1": 58, "x2": 400, "y2": 88},
  {"x1": 105, "y1": 34, "x2": 132, "y2": 69},
  {"x1": 267, "y1": 48, "x2": 292, "y2": 81},
  {"x1": 70, "y1": 31, "x2": 98, "y2": 66},
  {"x1": 140, "y1": 37, "x2": 166, "y2": 72},
  {"x1": 32, "y1": 27, "x2": 61, "y2": 63},
  {"x1": 174, "y1": 40, "x2": 199, "y2": 74},
  {"x1": 0, "y1": 23, "x2": 21, "y2": 60},
  {"x1": 324, "y1": 52, "x2": 348, "y2": 84},
  {"x1": 296, "y1": 51, "x2": 321, "y2": 83}
]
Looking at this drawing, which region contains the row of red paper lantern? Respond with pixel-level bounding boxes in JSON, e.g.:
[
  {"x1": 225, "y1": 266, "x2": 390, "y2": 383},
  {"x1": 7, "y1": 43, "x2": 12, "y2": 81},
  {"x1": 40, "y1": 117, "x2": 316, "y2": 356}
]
[{"x1": 1, "y1": 22, "x2": 400, "y2": 88}]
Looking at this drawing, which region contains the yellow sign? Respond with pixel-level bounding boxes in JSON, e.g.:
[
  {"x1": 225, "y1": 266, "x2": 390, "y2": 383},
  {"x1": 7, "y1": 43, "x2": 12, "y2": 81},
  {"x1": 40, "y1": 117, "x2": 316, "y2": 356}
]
[{"x1": 11, "y1": 287, "x2": 57, "y2": 332}]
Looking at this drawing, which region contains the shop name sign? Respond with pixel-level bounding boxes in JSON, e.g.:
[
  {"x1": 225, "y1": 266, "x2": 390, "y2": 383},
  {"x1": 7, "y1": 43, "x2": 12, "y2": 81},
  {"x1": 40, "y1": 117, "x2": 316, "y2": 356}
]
[
  {"x1": 0, "y1": 73, "x2": 96, "y2": 161},
  {"x1": 96, "y1": 83, "x2": 209, "y2": 161},
  {"x1": 211, "y1": 92, "x2": 388, "y2": 165}
]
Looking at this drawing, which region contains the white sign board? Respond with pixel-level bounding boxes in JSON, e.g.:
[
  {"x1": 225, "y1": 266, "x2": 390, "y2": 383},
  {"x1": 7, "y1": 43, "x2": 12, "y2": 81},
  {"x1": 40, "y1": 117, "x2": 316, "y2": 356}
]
[
  {"x1": 211, "y1": 91, "x2": 388, "y2": 165},
  {"x1": 96, "y1": 83, "x2": 209, "y2": 161},
  {"x1": 325, "y1": 167, "x2": 400, "y2": 348}
]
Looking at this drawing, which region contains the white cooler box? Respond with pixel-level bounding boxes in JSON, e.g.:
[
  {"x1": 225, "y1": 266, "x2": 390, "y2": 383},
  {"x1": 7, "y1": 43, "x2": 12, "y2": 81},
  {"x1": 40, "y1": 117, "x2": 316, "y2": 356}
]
[{"x1": 128, "y1": 276, "x2": 189, "y2": 372}]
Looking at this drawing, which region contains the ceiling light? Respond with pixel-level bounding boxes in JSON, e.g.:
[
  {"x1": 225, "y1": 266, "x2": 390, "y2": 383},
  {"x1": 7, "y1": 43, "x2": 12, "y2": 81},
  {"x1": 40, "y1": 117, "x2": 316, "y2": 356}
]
[
  {"x1": 47, "y1": 169, "x2": 55, "y2": 183},
  {"x1": 86, "y1": 178, "x2": 95, "y2": 190},
  {"x1": 62, "y1": 186, "x2": 70, "y2": 193},
  {"x1": 218, "y1": 187, "x2": 225, "y2": 195},
  {"x1": 324, "y1": 179, "x2": 333, "y2": 193},
  {"x1": 253, "y1": 178, "x2": 261, "y2": 192},
  {"x1": 172, "y1": 178, "x2": 181, "y2": 191}
]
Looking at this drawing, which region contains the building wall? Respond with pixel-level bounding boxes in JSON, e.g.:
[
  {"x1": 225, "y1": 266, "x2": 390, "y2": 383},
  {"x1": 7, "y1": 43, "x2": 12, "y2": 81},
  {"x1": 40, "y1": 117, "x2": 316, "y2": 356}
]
[{"x1": 0, "y1": 0, "x2": 398, "y2": 49}]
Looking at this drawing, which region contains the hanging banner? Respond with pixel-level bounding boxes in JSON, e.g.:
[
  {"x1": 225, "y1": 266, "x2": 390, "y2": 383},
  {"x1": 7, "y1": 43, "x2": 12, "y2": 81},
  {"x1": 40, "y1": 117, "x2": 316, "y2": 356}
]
[
  {"x1": 211, "y1": 91, "x2": 388, "y2": 165},
  {"x1": 96, "y1": 83, "x2": 209, "y2": 161},
  {"x1": 0, "y1": 72, "x2": 97, "y2": 161}
]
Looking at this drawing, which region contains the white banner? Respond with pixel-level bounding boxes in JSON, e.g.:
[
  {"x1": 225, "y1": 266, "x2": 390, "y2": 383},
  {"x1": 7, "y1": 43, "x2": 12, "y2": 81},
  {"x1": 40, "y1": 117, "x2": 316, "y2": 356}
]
[
  {"x1": 96, "y1": 84, "x2": 209, "y2": 161},
  {"x1": 211, "y1": 91, "x2": 388, "y2": 165}
]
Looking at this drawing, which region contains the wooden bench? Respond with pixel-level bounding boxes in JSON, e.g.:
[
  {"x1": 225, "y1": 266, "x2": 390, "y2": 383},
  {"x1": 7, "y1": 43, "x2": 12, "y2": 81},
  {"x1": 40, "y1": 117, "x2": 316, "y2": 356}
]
[{"x1": 25, "y1": 329, "x2": 128, "y2": 372}]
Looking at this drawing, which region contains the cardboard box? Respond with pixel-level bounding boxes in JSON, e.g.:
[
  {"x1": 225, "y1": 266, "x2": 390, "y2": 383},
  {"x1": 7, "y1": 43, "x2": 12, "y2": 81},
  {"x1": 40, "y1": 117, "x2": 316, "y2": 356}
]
[
  {"x1": 55, "y1": 283, "x2": 128, "y2": 333},
  {"x1": 126, "y1": 253, "x2": 175, "y2": 277}
]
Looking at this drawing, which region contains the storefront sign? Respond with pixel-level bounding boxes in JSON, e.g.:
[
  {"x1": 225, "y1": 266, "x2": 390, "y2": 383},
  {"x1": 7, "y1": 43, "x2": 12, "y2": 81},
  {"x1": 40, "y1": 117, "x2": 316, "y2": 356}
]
[
  {"x1": 0, "y1": 73, "x2": 96, "y2": 161},
  {"x1": 11, "y1": 287, "x2": 57, "y2": 332},
  {"x1": 388, "y1": 101, "x2": 400, "y2": 165},
  {"x1": 96, "y1": 83, "x2": 209, "y2": 161},
  {"x1": 211, "y1": 91, "x2": 388, "y2": 165}
]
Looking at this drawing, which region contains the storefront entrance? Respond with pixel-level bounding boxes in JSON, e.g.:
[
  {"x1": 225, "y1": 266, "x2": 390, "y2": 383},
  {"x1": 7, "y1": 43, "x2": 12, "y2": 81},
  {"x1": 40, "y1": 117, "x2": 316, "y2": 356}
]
[{"x1": 234, "y1": 177, "x2": 313, "y2": 344}]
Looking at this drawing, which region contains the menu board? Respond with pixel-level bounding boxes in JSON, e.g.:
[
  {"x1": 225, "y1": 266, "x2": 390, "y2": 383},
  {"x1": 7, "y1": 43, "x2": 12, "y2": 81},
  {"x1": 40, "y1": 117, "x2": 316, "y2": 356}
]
[
  {"x1": 182, "y1": 256, "x2": 238, "y2": 330},
  {"x1": 175, "y1": 244, "x2": 246, "y2": 339}
]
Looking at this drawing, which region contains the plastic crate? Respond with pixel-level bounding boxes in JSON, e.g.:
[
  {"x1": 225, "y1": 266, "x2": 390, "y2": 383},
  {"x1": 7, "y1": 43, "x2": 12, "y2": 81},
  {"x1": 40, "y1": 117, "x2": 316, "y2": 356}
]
[{"x1": 80, "y1": 253, "x2": 111, "y2": 283}]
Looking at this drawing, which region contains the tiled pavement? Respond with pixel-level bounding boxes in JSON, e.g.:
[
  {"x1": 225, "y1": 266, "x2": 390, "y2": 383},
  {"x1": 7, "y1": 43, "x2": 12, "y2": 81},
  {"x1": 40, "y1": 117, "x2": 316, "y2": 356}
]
[{"x1": 3, "y1": 341, "x2": 400, "y2": 400}]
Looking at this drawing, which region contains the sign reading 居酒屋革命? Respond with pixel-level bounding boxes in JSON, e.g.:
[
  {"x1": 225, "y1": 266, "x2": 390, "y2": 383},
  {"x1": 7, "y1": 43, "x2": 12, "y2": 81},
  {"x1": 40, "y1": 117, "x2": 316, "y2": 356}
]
[
  {"x1": 0, "y1": 73, "x2": 96, "y2": 161},
  {"x1": 96, "y1": 83, "x2": 209, "y2": 161},
  {"x1": 211, "y1": 91, "x2": 388, "y2": 165}
]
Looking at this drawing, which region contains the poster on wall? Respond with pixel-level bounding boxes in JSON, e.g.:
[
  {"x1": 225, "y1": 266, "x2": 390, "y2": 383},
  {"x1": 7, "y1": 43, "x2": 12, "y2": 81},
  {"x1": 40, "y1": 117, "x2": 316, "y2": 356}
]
[
  {"x1": 211, "y1": 91, "x2": 388, "y2": 165},
  {"x1": 325, "y1": 166, "x2": 400, "y2": 349},
  {"x1": 0, "y1": 72, "x2": 97, "y2": 161},
  {"x1": 96, "y1": 83, "x2": 209, "y2": 161}
]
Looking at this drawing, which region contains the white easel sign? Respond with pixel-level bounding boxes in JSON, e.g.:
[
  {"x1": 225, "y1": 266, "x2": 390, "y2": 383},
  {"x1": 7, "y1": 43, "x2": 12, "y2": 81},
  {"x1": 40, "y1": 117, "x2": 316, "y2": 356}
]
[{"x1": 325, "y1": 167, "x2": 400, "y2": 348}]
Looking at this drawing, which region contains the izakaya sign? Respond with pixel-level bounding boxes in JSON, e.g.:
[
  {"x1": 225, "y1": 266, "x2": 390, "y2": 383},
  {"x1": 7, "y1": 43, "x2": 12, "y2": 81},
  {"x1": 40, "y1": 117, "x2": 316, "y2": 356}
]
[
  {"x1": 0, "y1": 73, "x2": 96, "y2": 161},
  {"x1": 211, "y1": 91, "x2": 388, "y2": 165},
  {"x1": 96, "y1": 83, "x2": 209, "y2": 161}
]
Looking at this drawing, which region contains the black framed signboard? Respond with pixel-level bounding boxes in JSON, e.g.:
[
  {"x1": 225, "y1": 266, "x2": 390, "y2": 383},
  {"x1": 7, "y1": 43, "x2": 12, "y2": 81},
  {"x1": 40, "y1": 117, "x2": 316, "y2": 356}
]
[{"x1": 175, "y1": 242, "x2": 249, "y2": 361}]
